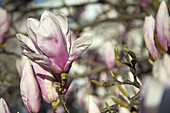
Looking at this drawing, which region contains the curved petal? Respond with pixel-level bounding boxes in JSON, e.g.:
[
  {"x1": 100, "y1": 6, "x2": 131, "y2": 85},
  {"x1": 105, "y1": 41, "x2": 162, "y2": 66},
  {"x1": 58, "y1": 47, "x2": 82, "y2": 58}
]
[
  {"x1": 0, "y1": 98, "x2": 10, "y2": 113},
  {"x1": 16, "y1": 33, "x2": 39, "y2": 54},
  {"x1": 22, "y1": 52, "x2": 62, "y2": 75},
  {"x1": 27, "y1": 18, "x2": 40, "y2": 45},
  {"x1": 156, "y1": 1, "x2": 169, "y2": 51},
  {"x1": 17, "y1": 55, "x2": 29, "y2": 78},
  {"x1": 143, "y1": 16, "x2": 159, "y2": 59},
  {"x1": 31, "y1": 62, "x2": 59, "y2": 103},
  {"x1": 64, "y1": 36, "x2": 93, "y2": 72},
  {"x1": 36, "y1": 15, "x2": 68, "y2": 69},
  {"x1": 20, "y1": 60, "x2": 41, "y2": 113},
  {"x1": 88, "y1": 96, "x2": 100, "y2": 113}
]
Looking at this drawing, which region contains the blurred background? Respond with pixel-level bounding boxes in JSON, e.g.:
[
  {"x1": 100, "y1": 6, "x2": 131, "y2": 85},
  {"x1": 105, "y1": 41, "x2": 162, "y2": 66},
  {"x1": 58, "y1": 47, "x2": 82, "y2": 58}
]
[{"x1": 0, "y1": 0, "x2": 169, "y2": 112}]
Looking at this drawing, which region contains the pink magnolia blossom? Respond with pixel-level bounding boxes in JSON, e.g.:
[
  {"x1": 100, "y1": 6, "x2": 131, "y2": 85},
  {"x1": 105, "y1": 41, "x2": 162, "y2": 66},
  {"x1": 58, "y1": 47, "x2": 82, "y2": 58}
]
[
  {"x1": 143, "y1": 1, "x2": 169, "y2": 59},
  {"x1": 20, "y1": 60, "x2": 41, "y2": 113},
  {"x1": 143, "y1": 15, "x2": 160, "y2": 59},
  {"x1": 16, "y1": 11, "x2": 93, "y2": 76},
  {"x1": 0, "y1": 98, "x2": 10, "y2": 113},
  {"x1": 88, "y1": 95, "x2": 100, "y2": 113},
  {"x1": 0, "y1": 8, "x2": 10, "y2": 44},
  {"x1": 156, "y1": 1, "x2": 170, "y2": 48},
  {"x1": 104, "y1": 42, "x2": 115, "y2": 70},
  {"x1": 19, "y1": 56, "x2": 72, "y2": 104}
]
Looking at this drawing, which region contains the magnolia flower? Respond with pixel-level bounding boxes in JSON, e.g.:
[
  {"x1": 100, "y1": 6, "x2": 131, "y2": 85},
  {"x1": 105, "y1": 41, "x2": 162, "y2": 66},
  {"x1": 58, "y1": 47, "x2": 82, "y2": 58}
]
[
  {"x1": 156, "y1": 1, "x2": 170, "y2": 47},
  {"x1": 143, "y1": 1, "x2": 169, "y2": 59},
  {"x1": 16, "y1": 11, "x2": 92, "y2": 76},
  {"x1": 18, "y1": 56, "x2": 72, "y2": 104},
  {"x1": 104, "y1": 42, "x2": 115, "y2": 70},
  {"x1": 0, "y1": 98, "x2": 10, "y2": 113},
  {"x1": 88, "y1": 95, "x2": 100, "y2": 113},
  {"x1": 0, "y1": 8, "x2": 10, "y2": 44},
  {"x1": 19, "y1": 56, "x2": 72, "y2": 104},
  {"x1": 143, "y1": 15, "x2": 160, "y2": 59},
  {"x1": 20, "y1": 60, "x2": 41, "y2": 113}
]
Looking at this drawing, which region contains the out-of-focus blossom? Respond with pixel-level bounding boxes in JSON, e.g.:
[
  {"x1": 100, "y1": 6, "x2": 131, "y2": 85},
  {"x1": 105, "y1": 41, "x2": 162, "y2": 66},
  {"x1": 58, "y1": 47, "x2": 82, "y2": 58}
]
[
  {"x1": 88, "y1": 95, "x2": 100, "y2": 113},
  {"x1": 140, "y1": 77, "x2": 168, "y2": 113},
  {"x1": 140, "y1": 0, "x2": 151, "y2": 9},
  {"x1": 0, "y1": 8, "x2": 10, "y2": 44},
  {"x1": 99, "y1": 71, "x2": 108, "y2": 82},
  {"x1": 104, "y1": 42, "x2": 115, "y2": 70},
  {"x1": 16, "y1": 11, "x2": 93, "y2": 76},
  {"x1": 119, "y1": 107, "x2": 130, "y2": 113},
  {"x1": 152, "y1": 54, "x2": 170, "y2": 85},
  {"x1": 140, "y1": 54, "x2": 170, "y2": 113},
  {"x1": 0, "y1": 98, "x2": 11, "y2": 113},
  {"x1": 20, "y1": 60, "x2": 41, "y2": 113},
  {"x1": 143, "y1": 1, "x2": 169, "y2": 59}
]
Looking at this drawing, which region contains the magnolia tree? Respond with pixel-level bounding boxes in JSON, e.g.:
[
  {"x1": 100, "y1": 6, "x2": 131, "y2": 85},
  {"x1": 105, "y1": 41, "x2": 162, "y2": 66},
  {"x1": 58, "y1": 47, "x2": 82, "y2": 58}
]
[{"x1": 0, "y1": 0, "x2": 169, "y2": 113}]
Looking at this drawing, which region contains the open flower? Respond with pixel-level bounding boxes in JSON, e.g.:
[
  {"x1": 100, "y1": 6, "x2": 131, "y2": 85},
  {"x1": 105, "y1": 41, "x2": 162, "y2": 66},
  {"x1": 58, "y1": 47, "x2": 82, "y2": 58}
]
[
  {"x1": 143, "y1": 1, "x2": 169, "y2": 59},
  {"x1": 16, "y1": 11, "x2": 93, "y2": 76},
  {"x1": 0, "y1": 8, "x2": 10, "y2": 44},
  {"x1": 0, "y1": 98, "x2": 10, "y2": 113}
]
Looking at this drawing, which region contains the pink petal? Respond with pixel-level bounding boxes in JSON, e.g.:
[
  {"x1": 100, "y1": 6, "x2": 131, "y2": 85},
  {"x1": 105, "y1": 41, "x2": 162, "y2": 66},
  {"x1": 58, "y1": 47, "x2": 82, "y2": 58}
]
[
  {"x1": 143, "y1": 15, "x2": 160, "y2": 59},
  {"x1": 104, "y1": 42, "x2": 115, "y2": 70},
  {"x1": 22, "y1": 52, "x2": 62, "y2": 75},
  {"x1": 16, "y1": 55, "x2": 29, "y2": 78},
  {"x1": 37, "y1": 14, "x2": 69, "y2": 70},
  {"x1": 0, "y1": 8, "x2": 10, "y2": 44},
  {"x1": 16, "y1": 34, "x2": 39, "y2": 54},
  {"x1": 64, "y1": 36, "x2": 93, "y2": 72},
  {"x1": 20, "y1": 60, "x2": 41, "y2": 113},
  {"x1": 156, "y1": 1, "x2": 169, "y2": 51},
  {"x1": 0, "y1": 98, "x2": 11, "y2": 113},
  {"x1": 31, "y1": 62, "x2": 59, "y2": 103},
  {"x1": 40, "y1": 11, "x2": 71, "y2": 52},
  {"x1": 27, "y1": 18, "x2": 40, "y2": 45}
]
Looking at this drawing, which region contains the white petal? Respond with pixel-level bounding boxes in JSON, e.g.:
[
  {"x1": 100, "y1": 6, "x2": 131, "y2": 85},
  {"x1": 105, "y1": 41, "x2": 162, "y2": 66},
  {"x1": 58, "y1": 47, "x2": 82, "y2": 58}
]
[
  {"x1": 16, "y1": 33, "x2": 39, "y2": 54},
  {"x1": 69, "y1": 35, "x2": 93, "y2": 61},
  {"x1": 88, "y1": 95, "x2": 100, "y2": 113}
]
